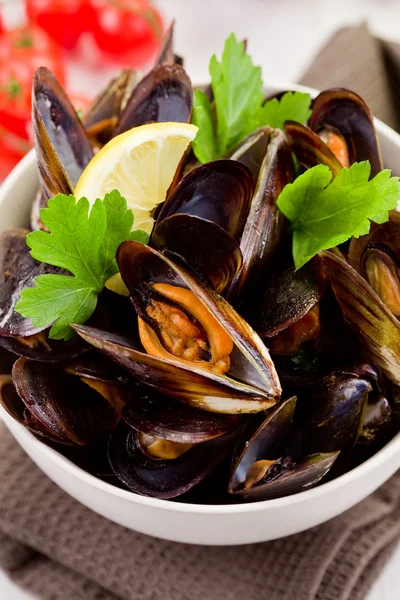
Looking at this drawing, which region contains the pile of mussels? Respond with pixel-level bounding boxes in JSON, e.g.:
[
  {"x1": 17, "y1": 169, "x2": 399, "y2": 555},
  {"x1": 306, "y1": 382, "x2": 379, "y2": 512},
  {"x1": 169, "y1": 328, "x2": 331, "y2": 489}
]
[{"x1": 1, "y1": 27, "x2": 399, "y2": 503}]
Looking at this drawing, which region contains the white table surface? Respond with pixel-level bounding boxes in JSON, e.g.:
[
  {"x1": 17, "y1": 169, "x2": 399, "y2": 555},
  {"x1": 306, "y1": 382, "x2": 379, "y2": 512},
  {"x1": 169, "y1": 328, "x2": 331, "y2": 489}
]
[{"x1": 1, "y1": 0, "x2": 400, "y2": 598}]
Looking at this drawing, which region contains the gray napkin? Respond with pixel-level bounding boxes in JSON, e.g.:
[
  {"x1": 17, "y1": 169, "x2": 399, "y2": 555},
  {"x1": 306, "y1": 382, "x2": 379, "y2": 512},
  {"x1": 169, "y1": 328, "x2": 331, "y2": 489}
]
[{"x1": 1, "y1": 22, "x2": 400, "y2": 600}]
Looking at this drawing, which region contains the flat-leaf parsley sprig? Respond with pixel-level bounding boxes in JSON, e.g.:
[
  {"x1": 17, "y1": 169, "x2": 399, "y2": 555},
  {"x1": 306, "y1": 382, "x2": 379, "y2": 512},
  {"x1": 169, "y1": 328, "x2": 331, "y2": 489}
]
[
  {"x1": 15, "y1": 190, "x2": 148, "y2": 341},
  {"x1": 192, "y1": 33, "x2": 312, "y2": 163},
  {"x1": 277, "y1": 161, "x2": 400, "y2": 270}
]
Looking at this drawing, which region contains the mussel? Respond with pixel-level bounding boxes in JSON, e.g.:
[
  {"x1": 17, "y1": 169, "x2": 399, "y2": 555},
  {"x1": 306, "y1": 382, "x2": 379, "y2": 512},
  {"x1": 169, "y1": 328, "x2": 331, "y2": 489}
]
[
  {"x1": 9, "y1": 356, "x2": 128, "y2": 446},
  {"x1": 320, "y1": 251, "x2": 400, "y2": 386},
  {"x1": 309, "y1": 88, "x2": 383, "y2": 176},
  {"x1": 228, "y1": 397, "x2": 339, "y2": 500},
  {"x1": 73, "y1": 242, "x2": 282, "y2": 414},
  {"x1": 114, "y1": 63, "x2": 193, "y2": 135},
  {"x1": 32, "y1": 67, "x2": 94, "y2": 202},
  {"x1": 0, "y1": 229, "x2": 87, "y2": 361}
]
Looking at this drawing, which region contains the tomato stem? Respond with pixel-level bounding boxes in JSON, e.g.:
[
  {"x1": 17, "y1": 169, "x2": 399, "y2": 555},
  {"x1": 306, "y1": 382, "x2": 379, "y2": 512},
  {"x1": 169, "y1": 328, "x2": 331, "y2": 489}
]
[{"x1": 14, "y1": 33, "x2": 33, "y2": 49}]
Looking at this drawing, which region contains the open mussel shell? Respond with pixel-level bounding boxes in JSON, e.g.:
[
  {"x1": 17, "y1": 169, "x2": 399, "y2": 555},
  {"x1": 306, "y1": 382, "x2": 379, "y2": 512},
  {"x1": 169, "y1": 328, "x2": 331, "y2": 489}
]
[
  {"x1": 0, "y1": 373, "x2": 66, "y2": 443},
  {"x1": 231, "y1": 452, "x2": 339, "y2": 501},
  {"x1": 320, "y1": 251, "x2": 400, "y2": 386},
  {"x1": 228, "y1": 130, "x2": 294, "y2": 303},
  {"x1": 119, "y1": 241, "x2": 281, "y2": 404},
  {"x1": 252, "y1": 244, "x2": 324, "y2": 337},
  {"x1": 151, "y1": 214, "x2": 243, "y2": 294},
  {"x1": 32, "y1": 67, "x2": 94, "y2": 201},
  {"x1": 229, "y1": 396, "x2": 296, "y2": 493},
  {"x1": 284, "y1": 121, "x2": 342, "y2": 176},
  {"x1": 309, "y1": 88, "x2": 383, "y2": 176},
  {"x1": 348, "y1": 211, "x2": 400, "y2": 273},
  {"x1": 12, "y1": 358, "x2": 121, "y2": 446},
  {"x1": 293, "y1": 372, "x2": 372, "y2": 455},
  {"x1": 123, "y1": 390, "x2": 242, "y2": 444},
  {"x1": 108, "y1": 420, "x2": 238, "y2": 499},
  {"x1": 73, "y1": 242, "x2": 281, "y2": 413},
  {"x1": 84, "y1": 69, "x2": 138, "y2": 146},
  {"x1": 0, "y1": 229, "x2": 87, "y2": 361},
  {"x1": 227, "y1": 127, "x2": 271, "y2": 179},
  {"x1": 114, "y1": 64, "x2": 193, "y2": 135},
  {"x1": 361, "y1": 244, "x2": 400, "y2": 318},
  {"x1": 155, "y1": 160, "x2": 255, "y2": 241}
]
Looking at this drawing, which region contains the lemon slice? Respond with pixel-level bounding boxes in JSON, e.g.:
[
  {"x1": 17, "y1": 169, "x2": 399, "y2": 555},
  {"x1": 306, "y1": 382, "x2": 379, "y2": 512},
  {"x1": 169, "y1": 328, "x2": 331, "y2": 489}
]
[{"x1": 75, "y1": 122, "x2": 198, "y2": 234}]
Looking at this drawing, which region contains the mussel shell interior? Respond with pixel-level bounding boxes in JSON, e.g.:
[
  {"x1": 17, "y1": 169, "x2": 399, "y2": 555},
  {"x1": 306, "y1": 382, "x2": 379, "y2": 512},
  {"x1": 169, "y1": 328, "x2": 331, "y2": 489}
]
[
  {"x1": 33, "y1": 67, "x2": 94, "y2": 198},
  {"x1": 320, "y1": 250, "x2": 400, "y2": 386},
  {"x1": 309, "y1": 88, "x2": 382, "y2": 177},
  {"x1": 284, "y1": 121, "x2": 342, "y2": 177}
]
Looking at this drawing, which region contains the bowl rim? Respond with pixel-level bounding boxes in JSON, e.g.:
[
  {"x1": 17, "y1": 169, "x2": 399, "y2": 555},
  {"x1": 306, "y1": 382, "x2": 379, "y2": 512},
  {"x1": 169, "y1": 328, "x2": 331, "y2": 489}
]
[{"x1": 2, "y1": 79, "x2": 400, "y2": 515}]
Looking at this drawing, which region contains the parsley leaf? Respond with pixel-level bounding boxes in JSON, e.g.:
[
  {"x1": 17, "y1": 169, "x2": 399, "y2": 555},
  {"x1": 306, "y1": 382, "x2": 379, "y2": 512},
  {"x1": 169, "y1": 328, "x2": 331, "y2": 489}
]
[
  {"x1": 15, "y1": 190, "x2": 149, "y2": 341},
  {"x1": 258, "y1": 92, "x2": 312, "y2": 130},
  {"x1": 277, "y1": 162, "x2": 400, "y2": 270},
  {"x1": 191, "y1": 33, "x2": 312, "y2": 162},
  {"x1": 192, "y1": 90, "x2": 218, "y2": 163}
]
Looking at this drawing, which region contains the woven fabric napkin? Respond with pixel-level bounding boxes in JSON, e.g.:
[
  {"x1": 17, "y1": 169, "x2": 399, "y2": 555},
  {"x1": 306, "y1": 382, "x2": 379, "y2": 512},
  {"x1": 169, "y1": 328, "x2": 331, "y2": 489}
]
[{"x1": 2, "y1": 22, "x2": 400, "y2": 600}]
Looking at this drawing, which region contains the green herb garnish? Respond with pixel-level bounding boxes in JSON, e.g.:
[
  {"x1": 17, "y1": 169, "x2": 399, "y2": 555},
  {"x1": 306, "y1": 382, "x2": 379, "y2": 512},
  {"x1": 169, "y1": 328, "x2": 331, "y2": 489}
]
[
  {"x1": 277, "y1": 162, "x2": 400, "y2": 270},
  {"x1": 192, "y1": 33, "x2": 311, "y2": 162},
  {"x1": 15, "y1": 191, "x2": 148, "y2": 341}
]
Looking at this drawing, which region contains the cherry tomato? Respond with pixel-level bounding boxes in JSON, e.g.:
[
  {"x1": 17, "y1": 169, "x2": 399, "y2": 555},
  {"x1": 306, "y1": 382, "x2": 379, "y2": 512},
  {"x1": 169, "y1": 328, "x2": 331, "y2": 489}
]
[
  {"x1": 91, "y1": 0, "x2": 163, "y2": 67},
  {"x1": 0, "y1": 25, "x2": 65, "y2": 141},
  {"x1": 26, "y1": 0, "x2": 94, "y2": 50}
]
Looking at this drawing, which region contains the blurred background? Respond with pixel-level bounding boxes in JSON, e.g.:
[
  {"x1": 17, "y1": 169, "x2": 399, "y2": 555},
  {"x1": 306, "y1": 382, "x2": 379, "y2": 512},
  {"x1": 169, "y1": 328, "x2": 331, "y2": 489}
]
[{"x1": 1, "y1": 0, "x2": 400, "y2": 181}]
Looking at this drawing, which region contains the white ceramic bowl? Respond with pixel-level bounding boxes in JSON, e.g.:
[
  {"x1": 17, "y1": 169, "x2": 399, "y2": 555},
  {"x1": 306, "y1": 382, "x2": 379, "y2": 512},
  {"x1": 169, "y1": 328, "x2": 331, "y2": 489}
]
[{"x1": 1, "y1": 83, "x2": 400, "y2": 546}]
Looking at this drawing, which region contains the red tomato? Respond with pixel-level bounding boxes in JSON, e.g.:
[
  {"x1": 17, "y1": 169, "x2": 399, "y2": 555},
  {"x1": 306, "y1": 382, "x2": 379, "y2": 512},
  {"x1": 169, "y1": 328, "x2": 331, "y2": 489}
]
[
  {"x1": 0, "y1": 130, "x2": 30, "y2": 181},
  {"x1": 0, "y1": 25, "x2": 66, "y2": 141},
  {"x1": 26, "y1": 0, "x2": 94, "y2": 50},
  {"x1": 91, "y1": 0, "x2": 163, "y2": 67}
]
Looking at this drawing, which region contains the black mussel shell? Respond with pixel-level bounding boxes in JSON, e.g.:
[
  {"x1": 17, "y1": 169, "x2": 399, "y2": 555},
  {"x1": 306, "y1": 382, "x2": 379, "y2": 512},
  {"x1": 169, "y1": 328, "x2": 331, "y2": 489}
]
[
  {"x1": 0, "y1": 347, "x2": 16, "y2": 375},
  {"x1": 230, "y1": 452, "x2": 339, "y2": 501},
  {"x1": 229, "y1": 396, "x2": 297, "y2": 493},
  {"x1": 156, "y1": 160, "x2": 255, "y2": 241},
  {"x1": 12, "y1": 358, "x2": 121, "y2": 446},
  {"x1": 292, "y1": 371, "x2": 372, "y2": 455},
  {"x1": 309, "y1": 88, "x2": 382, "y2": 177},
  {"x1": 84, "y1": 69, "x2": 138, "y2": 146},
  {"x1": 252, "y1": 245, "x2": 324, "y2": 337},
  {"x1": 227, "y1": 127, "x2": 271, "y2": 180},
  {"x1": 320, "y1": 251, "x2": 400, "y2": 386},
  {"x1": 32, "y1": 67, "x2": 94, "y2": 202},
  {"x1": 151, "y1": 213, "x2": 243, "y2": 294},
  {"x1": 156, "y1": 21, "x2": 181, "y2": 66},
  {"x1": 123, "y1": 390, "x2": 242, "y2": 443},
  {"x1": 284, "y1": 121, "x2": 342, "y2": 176},
  {"x1": 0, "y1": 229, "x2": 88, "y2": 361},
  {"x1": 108, "y1": 420, "x2": 238, "y2": 499},
  {"x1": 114, "y1": 64, "x2": 193, "y2": 135},
  {"x1": 228, "y1": 129, "x2": 294, "y2": 303}
]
